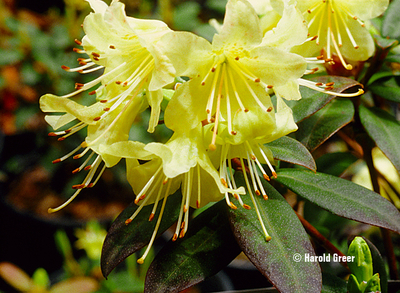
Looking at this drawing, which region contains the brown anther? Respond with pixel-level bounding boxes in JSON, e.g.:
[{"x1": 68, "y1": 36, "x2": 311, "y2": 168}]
[
  {"x1": 354, "y1": 45, "x2": 359, "y2": 49},
  {"x1": 272, "y1": 171, "x2": 277, "y2": 179},
  {"x1": 48, "y1": 132, "x2": 57, "y2": 136},
  {"x1": 109, "y1": 45, "x2": 116, "y2": 49},
  {"x1": 61, "y1": 65, "x2": 70, "y2": 71},
  {"x1": 72, "y1": 184, "x2": 85, "y2": 189},
  {"x1": 251, "y1": 155, "x2": 256, "y2": 160},
  {"x1": 73, "y1": 154, "x2": 82, "y2": 159},
  {"x1": 317, "y1": 55, "x2": 324, "y2": 60},
  {"x1": 78, "y1": 70, "x2": 84, "y2": 73},
  {"x1": 310, "y1": 35, "x2": 318, "y2": 41},
  {"x1": 172, "y1": 233, "x2": 178, "y2": 241},
  {"x1": 87, "y1": 183, "x2": 94, "y2": 188},
  {"x1": 196, "y1": 200, "x2": 200, "y2": 209},
  {"x1": 307, "y1": 9, "x2": 311, "y2": 13},
  {"x1": 74, "y1": 39, "x2": 82, "y2": 45},
  {"x1": 103, "y1": 107, "x2": 110, "y2": 111},
  {"x1": 234, "y1": 194, "x2": 239, "y2": 200},
  {"x1": 89, "y1": 90, "x2": 96, "y2": 95},
  {"x1": 92, "y1": 52, "x2": 100, "y2": 58},
  {"x1": 235, "y1": 56, "x2": 240, "y2": 60},
  {"x1": 254, "y1": 78, "x2": 261, "y2": 83},
  {"x1": 211, "y1": 67, "x2": 216, "y2": 72},
  {"x1": 267, "y1": 85, "x2": 273, "y2": 89},
  {"x1": 100, "y1": 99, "x2": 108, "y2": 103},
  {"x1": 353, "y1": 16, "x2": 358, "y2": 20},
  {"x1": 84, "y1": 165, "x2": 92, "y2": 171},
  {"x1": 93, "y1": 117, "x2": 101, "y2": 121},
  {"x1": 93, "y1": 57, "x2": 100, "y2": 61},
  {"x1": 263, "y1": 194, "x2": 269, "y2": 200},
  {"x1": 75, "y1": 83, "x2": 84, "y2": 89},
  {"x1": 315, "y1": 82, "x2": 323, "y2": 86},
  {"x1": 180, "y1": 221, "x2": 185, "y2": 230},
  {"x1": 183, "y1": 206, "x2": 188, "y2": 213},
  {"x1": 325, "y1": 86, "x2": 334, "y2": 91},
  {"x1": 116, "y1": 81, "x2": 122, "y2": 85},
  {"x1": 325, "y1": 82, "x2": 335, "y2": 86},
  {"x1": 134, "y1": 198, "x2": 140, "y2": 204},
  {"x1": 201, "y1": 81, "x2": 205, "y2": 86},
  {"x1": 210, "y1": 117, "x2": 215, "y2": 123},
  {"x1": 163, "y1": 179, "x2": 168, "y2": 185},
  {"x1": 244, "y1": 108, "x2": 249, "y2": 112},
  {"x1": 230, "y1": 203, "x2": 238, "y2": 210},
  {"x1": 179, "y1": 229, "x2": 185, "y2": 238},
  {"x1": 73, "y1": 48, "x2": 82, "y2": 53},
  {"x1": 263, "y1": 174, "x2": 270, "y2": 181},
  {"x1": 52, "y1": 159, "x2": 61, "y2": 164},
  {"x1": 231, "y1": 130, "x2": 237, "y2": 135},
  {"x1": 255, "y1": 190, "x2": 261, "y2": 196},
  {"x1": 65, "y1": 129, "x2": 71, "y2": 133},
  {"x1": 57, "y1": 137, "x2": 65, "y2": 141},
  {"x1": 123, "y1": 81, "x2": 128, "y2": 87},
  {"x1": 125, "y1": 218, "x2": 132, "y2": 225},
  {"x1": 139, "y1": 194, "x2": 146, "y2": 201},
  {"x1": 221, "y1": 178, "x2": 228, "y2": 188},
  {"x1": 149, "y1": 213, "x2": 155, "y2": 221},
  {"x1": 267, "y1": 106, "x2": 273, "y2": 112},
  {"x1": 243, "y1": 204, "x2": 251, "y2": 210}
]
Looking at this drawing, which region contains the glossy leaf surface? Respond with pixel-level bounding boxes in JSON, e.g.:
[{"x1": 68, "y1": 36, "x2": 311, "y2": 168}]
[
  {"x1": 296, "y1": 98, "x2": 354, "y2": 152},
  {"x1": 267, "y1": 136, "x2": 316, "y2": 171},
  {"x1": 289, "y1": 76, "x2": 361, "y2": 123},
  {"x1": 101, "y1": 191, "x2": 182, "y2": 278},
  {"x1": 359, "y1": 105, "x2": 400, "y2": 173},
  {"x1": 144, "y1": 201, "x2": 241, "y2": 293},
  {"x1": 228, "y1": 172, "x2": 321, "y2": 293},
  {"x1": 275, "y1": 169, "x2": 400, "y2": 234}
]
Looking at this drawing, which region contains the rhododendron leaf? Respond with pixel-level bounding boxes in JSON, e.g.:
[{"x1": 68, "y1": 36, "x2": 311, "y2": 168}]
[
  {"x1": 144, "y1": 201, "x2": 241, "y2": 293},
  {"x1": 275, "y1": 169, "x2": 400, "y2": 234},
  {"x1": 228, "y1": 172, "x2": 321, "y2": 293},
  {"x1": 295, "y1": 98, "x2": 355, "y2": 152},
  {"x1": 382, "y1": 0, "x2": 400, "y2": 41},
  {"x1": 101, "y1": 191, "x2": 182, "y2": 278},
  {"x1": 266, "y1": 136, "x2": 316, "y2": 171},
  {"x1": 288, "y1": 76, "x2": 361, "y2": 123},
  {"x1": 359, "y1": 105, "x2": 400, "y2": 174}
]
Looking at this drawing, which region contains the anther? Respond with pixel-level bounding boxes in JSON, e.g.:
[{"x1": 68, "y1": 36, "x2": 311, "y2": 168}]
[
  {"x1": 209, "y1": 144, "x2": 217, "y2": 151},
  {"x1": 172, "y1": 233, "x2": 178, "y2": 241},
  {"x1": 84, "y1": 165, "x2": 91, "y2": 171},
  {"x1": 92, "y1": 52, "x2": 100, "y2": 58},
  {"x1": 93, "y1": 117, "x2": 101, "y2": 121},
  {"x1": 52, "y1": 159, "x2": 61, "y2": 164},
  {"x1": 325, "y1": 82, "x2": 334, "y2": 86},
  {"x1": 229, "y1": 203, "x2": 238, "y2": 210},
  {"x1": 72, "y1": 168, "x2": 80, "y2": 174},
  {"x1": 263, "y1": 174, "x2": 270, "y2": 181},
  {"x1": 109, "y1": 45, "x2": 116, "y2": 49},
  {"x1": 244, "y1": 108, "x2": 249, "y2": 113},
  {"x1": 310, "y1": 35, "x2": 318, "y2": 41},
  {"x1": 221, "y1": 178, "x2": 228, "y2": 188},
  {"x1": 233, "y1": 194, "x2": 239, "y2": 200},
  {"x1": 48, "y1": 132, "x2": 57, "y2": 137},
  {"x1": 163, "y1": 178, "x2": 168, "y2": 185},
  {"x1": 103, "y1": 107, "x2": 110, "y2": 111},
  {"x1": 100, "y1": 99, "x2": 107, "y2": 103},
  {"x1": 88, "y1": 90, "x2": 96, "y2": 95},
  {"x1": 125, "y1": 219, "x2": 132, "y2": 225},
  {"x1": 254, "y1": 78, "x2": 260, "y2": 83},
  {"x1": 196, "y1": 200, "x2": 200, "y2": 209},
  {"x1": 75, "y1": 83, "x2": 84, "y2": 89},
  {"x1": 211, "y1": 67, "x2": 216, "y2": 72},
  {"x1": 255, "y1": 190, "x2": 261, "y2": 196},
  {"x1": 267, "y1": 107, "x2": 273, "y2": 112},
  {"x1": 57, "y1": 137, "x2": 65, "y2": 141},
  {"x1": 201, "y1": 82, "x2": 205, "y2": 86},
  {"x1": 263, "y1": 194, "x2": 268, "y2": 200},
  {"x1": 179, "y1": 229, "x2": 185, "y2": 238},
  {"x1": 74, "y1": 39, "x2": 82, "y2": 45},
  {"x1": 81, "y1": 142, "x2": 88, "y2": 148},
  {"x1": 149, "y1": 213, "x2": 155, "y2": 221},
  {"x1": 61, "y1": 65, "x2": 70, "y2": 71},
  {"x1": 266, "y1": 236, "x2": 272, "y2": 241},
  {"x1": 272, "y1": 171, "x2": 277, "y2": 179},
  {"x1": 231, "y1": 131, "x2": 237, "y2": 135},
  {"x1": 235, "y1": 56, "x2": 239, "y2": 60},
  {"x1": 267, "y1": 85, "x2": 273, "y2": 89},
  {"x1": 243, "y1": 204, "x2": 251, "y2": 210},
  {"x1": 116, "y1": 81, "x2": 122, "y2": 85},
  {"x1": 72, "y1": 184, "x2": 85, "y2": 189}
]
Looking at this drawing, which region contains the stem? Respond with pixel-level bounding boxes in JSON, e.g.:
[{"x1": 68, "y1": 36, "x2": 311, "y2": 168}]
[
  {"x1": 361, "y1": 135, "x2": 399, "y2": 280},
  {"x1": 295, "y1": 212, "x2": 349, "y2": 270}
]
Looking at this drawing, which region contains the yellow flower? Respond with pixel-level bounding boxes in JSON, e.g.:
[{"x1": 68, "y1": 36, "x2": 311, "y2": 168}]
[{"x1": 294, "y1": 0, "x2": 389, "y2": 69}]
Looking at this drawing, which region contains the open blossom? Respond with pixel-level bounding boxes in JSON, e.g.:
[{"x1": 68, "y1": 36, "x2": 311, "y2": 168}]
[
  {"x1": 293, "y1": 0, "x2": 389, "y2": 69},
  {"x1": 40, "y1": 92, "x2": 146, "y2": 212},
  {"x1": 102, "y1": 124, "x2": 245, "y2": 263},
  {"x1": 60, "y1": 0, "x2": 174, "y2": 132}
]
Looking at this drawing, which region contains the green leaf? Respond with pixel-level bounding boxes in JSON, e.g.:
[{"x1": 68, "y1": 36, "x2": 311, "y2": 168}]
[
  {"x1": 289, "y1": 76, "x2": 361, "y2": 123},
  {"x1": 228, "y1": 172, "x2": 321, "y2": 293},
  {"x1": 274, "y1": 169, "x2": 400, "y2": 234},
  {"x1": 369, "y1": 76, "x2": 400, "y2": 102},
  {"x1": 316, "y1": 152, "x2": 358, "y2": 176},
  {"x1": 144, "y1": 201, "x2": 241, "y2": 293},
  {"x1": 101, "y1": 191, "x2": 182, "y2": 278},
  {"x1": 266, "y1": 136, "x2": 316, "y2": 171},
  {"x1": 385, "y1": 54, "x2": 400, "y2": 63},
  {"x1": 321, "y1": 273, "x2": 347, "y2": 293},
  {"x1": 359, "y1": 105, "x2": 400, "y2": 173},
  {"x1": 295, "y1": 98, "x2": 355, "y2": 152},
  {"x1": 362, "y1": 237, "x2": 388, "y2": 293},
  {"x1": 382, "y1": 0, "x2": 400, "y2": 41}
]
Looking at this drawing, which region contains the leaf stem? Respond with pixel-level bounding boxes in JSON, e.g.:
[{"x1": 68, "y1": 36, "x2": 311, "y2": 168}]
[{"x1": 295, "y1": 212, "x2": 349, "y2": 270}]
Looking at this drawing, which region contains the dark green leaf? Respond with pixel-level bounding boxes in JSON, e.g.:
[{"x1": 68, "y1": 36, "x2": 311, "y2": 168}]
[
  {"x1": 289, "y1": 76, "x2": 361, "y2": 123},
  {"x1": 228, "y1": 172, "x2": 321, "y2": 293},
  {"x1": 369, "y1": 76, "x2": 400, "y2": 102},
  {"x1": 374, "y1": 35, "x2": 398, "y2": 50},
  {"x1": 359, "y1": 105, "x2": 400, "y2": 173},
  {"x1": 275, "y1": 169, "x2": 400, "y2": 234},
  {"x1": 362, "y1": 237, "x2": 388, "y2": 293},
  {"x1": 296, "y1": 99, "x2": 355, "y2": 152},
  {"x1": 316, "y1": 152, "x2": 358, "y2": 176},
  {"x1": 266, "y1": 136, "x2": 316, "y2": 171},
  {"x1": 385, "y1": 54, "x2": 400, "y2": 63},
  {"x1": 101, "y1": 191, "x2": 182, "y2": 278},
  {"x1": 382, "y1": 0, "x2": 400, "y2": 41},
  {"x1": 321, "y1": 273, "x2": 347, "y2": 293},
  {"x1": 144, "y1": 201, "x2": 241, "y2": 293}
]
